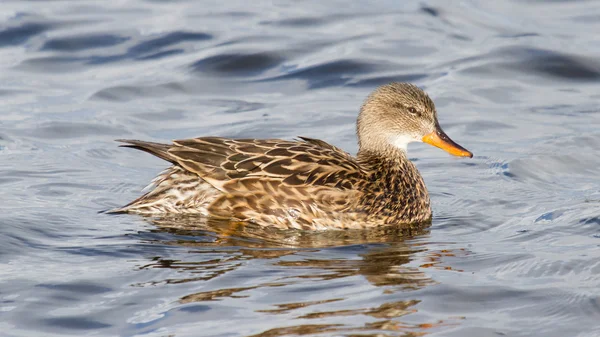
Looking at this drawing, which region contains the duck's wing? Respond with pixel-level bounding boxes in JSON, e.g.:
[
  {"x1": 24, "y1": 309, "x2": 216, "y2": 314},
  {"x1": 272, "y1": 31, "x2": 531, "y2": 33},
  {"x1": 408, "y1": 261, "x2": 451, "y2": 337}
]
[
  {"x1": 117, "y1": 137, "x2": 364, "y2": 192},
  {"x1": 118, "y1": 137, "x2": 365, "y2": 228}
]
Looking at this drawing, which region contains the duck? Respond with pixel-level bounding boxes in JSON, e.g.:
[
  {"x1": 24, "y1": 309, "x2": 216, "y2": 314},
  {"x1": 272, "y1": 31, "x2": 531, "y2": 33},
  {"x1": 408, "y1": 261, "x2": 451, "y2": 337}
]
[{"x1": 110, "y1": 82, "x2": 472, "y2": 230}]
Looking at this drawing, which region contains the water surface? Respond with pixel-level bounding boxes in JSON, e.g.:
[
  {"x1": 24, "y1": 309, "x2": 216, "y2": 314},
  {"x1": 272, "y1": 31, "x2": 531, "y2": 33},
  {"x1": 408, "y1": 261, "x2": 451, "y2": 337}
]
[{"x1": 1, "y1": 1, "x2": 600, "y2": 336}]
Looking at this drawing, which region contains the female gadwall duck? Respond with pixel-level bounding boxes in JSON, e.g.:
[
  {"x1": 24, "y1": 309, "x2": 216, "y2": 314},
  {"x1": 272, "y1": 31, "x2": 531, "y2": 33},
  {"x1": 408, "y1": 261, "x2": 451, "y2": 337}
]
[{"x1": 111, "y1": 83, "x2": 472, "y2": 229}]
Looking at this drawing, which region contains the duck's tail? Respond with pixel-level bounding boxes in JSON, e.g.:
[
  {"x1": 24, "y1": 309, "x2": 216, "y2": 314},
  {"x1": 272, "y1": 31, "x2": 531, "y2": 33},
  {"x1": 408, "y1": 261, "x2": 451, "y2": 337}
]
[{"x1": 115, "y1": 139, "x2": 176, "y2": 163}]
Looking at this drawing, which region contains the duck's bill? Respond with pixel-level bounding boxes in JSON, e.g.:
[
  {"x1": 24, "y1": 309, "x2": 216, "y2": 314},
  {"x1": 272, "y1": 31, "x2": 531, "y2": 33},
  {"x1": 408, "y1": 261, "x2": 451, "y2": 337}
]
[{"x1": 422, "y1": 127, "x2": 473, "y2": 158}]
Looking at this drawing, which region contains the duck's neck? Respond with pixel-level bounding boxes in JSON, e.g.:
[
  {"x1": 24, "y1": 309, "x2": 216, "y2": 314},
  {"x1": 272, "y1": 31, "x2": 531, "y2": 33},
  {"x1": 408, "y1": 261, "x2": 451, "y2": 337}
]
[
  {"x1": 357, "y1": 145, "x2": 431, "y2": 224},
  {"x1": 357, "y1": 142, "x2": 412, "y2": 169}
]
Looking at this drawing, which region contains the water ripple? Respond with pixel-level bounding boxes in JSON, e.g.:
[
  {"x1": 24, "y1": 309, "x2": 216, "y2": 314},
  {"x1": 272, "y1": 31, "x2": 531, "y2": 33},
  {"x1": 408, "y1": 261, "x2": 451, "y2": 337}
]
[
  {"x1": 41, "y1": 34, "x2": 129, "y2": 52},
  {"x1": 461, "y1": 47, "x2": 600, "y2": 82},
  {"x1": 2, "y1": 0, "x2": 600, "y2": 336},
  {"x1": 0, "y1": 22, "x2": 53, "y2": 47},
  {"x1": 191, "y1": 52, "x2": 285, "y2": 76}
]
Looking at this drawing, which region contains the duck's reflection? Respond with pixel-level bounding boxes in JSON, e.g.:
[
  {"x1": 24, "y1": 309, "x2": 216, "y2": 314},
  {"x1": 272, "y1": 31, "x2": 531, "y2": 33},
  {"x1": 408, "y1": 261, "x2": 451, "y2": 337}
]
[
  {"x1": 136, "y1": 216, "x2": 462, "y2": 336},
  {"x1": 145, "y1": 215, "x2": 431, "y2": 248}
]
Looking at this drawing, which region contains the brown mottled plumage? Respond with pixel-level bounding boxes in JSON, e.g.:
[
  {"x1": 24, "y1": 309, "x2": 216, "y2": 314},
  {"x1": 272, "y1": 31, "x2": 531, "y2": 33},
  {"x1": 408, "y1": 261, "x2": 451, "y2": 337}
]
[{"x1": 110, "y1": 83, "x2": 473, "y2": 230}]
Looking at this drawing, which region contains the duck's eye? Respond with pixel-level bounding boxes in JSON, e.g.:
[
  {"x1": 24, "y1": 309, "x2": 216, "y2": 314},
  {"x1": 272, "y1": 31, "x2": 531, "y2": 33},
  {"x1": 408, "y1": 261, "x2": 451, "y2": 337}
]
[{"x1": 408, "y1": 107, "x2": 418, "y2": 115}]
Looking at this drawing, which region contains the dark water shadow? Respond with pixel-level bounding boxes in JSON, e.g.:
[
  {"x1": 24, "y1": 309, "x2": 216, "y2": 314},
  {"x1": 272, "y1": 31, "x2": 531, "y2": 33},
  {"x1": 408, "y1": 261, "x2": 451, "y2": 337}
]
[
  {"x1": 41, "y1": 34, "x2": 129, "y2": 52},
  {"x1": 458, "y1": 47, "x2": 600, "y2": 82},
  {"x1": 190, "y1": 52, "x2": 285, "y2": 77},
  {"x1": 256, "y1": 59, "x2": 392, "y2": 89},
  {"x1": 18, "y1": 30, "x2": 212, "y2": 72},
  {"x1": 0, "y1": 22, "x2": 54, "y2": 47}
]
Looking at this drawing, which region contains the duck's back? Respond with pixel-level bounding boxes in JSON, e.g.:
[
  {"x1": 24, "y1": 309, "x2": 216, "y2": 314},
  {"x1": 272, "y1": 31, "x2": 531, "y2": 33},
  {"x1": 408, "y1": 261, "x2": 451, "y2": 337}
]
[{"x1": 111, "y1": 137, "x2": 369, "y2": 229}]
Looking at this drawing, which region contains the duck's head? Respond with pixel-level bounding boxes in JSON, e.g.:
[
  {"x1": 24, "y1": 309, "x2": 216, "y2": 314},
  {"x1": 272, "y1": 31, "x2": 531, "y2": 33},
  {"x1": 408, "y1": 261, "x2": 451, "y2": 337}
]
[{"x1": 357, "y1": 82, "x2": 472, "y2": 158}]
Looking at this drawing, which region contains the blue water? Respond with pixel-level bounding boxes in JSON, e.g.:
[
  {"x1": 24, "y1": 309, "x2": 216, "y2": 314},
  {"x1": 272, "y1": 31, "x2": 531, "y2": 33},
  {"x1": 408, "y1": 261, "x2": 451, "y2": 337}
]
[{"x1": 1, "y1": 1, "x2": 600, "y2": 336}]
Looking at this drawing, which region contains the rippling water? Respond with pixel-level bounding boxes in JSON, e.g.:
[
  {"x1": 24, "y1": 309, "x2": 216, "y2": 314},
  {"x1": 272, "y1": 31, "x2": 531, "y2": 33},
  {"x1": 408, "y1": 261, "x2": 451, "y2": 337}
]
[{"x1": 1, "y1": 1, "x2": 600, "y2": 336}]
